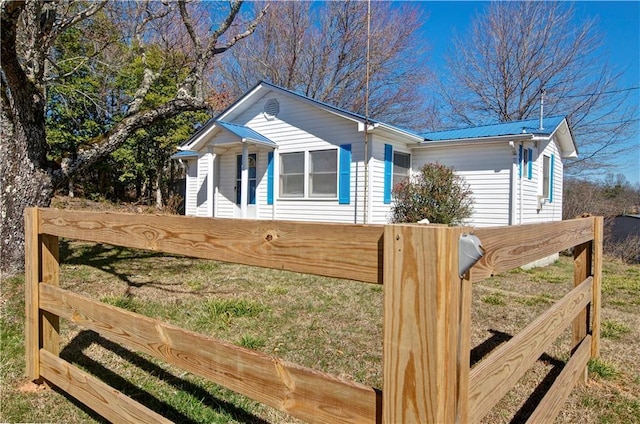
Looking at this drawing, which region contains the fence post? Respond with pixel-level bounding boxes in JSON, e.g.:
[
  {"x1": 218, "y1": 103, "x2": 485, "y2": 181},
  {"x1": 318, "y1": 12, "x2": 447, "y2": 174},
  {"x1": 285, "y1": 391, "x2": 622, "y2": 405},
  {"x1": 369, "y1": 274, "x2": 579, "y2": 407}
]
[
  {"x1": 24, "y1": 208, "x2": 40, "y2": 380},
  {"x1": 24, "y1": 208, "x2": 60, "y2": 382},
  {"x1": 572, "y1": 217, "x2": 593, "y2": 384},
  {"x1": 591, "y1": 217, "x2": 603, "y2": 358},
  {"x1": 383, "y1": 224, "x2": 465, "y2": 423}
]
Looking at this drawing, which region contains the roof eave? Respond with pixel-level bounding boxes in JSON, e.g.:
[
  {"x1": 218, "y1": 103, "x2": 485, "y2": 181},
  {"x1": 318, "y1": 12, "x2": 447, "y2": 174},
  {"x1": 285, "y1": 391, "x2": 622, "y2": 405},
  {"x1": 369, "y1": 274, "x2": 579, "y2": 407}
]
[
  {"x1": 549, "y1": 118, "x2": 578, "y2": 158},
  {"x1": 417, "y1": 133, "x2": 533, "y2": 148}
]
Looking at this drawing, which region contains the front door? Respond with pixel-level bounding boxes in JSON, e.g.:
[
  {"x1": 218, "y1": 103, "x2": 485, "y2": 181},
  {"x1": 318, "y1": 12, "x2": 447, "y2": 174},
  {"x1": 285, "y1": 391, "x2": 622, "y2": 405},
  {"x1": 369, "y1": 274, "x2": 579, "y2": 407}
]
[{"x1": 236, "y1": 153, "x2": 257, "y2": 218}]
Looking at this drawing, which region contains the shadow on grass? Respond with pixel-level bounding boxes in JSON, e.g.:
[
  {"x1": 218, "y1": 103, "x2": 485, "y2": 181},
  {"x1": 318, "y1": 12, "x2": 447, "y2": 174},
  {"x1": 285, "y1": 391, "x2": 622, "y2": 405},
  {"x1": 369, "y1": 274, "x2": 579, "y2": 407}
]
[
  {"x1": 59, "y1": 330, "x2": 270, "y2": 424},
  {"x1": 58, "y1": 240, "x2": 223, "y2": 297},
  {"x1": 471, "y1": 329, "x2": 568, "y2": 424}
]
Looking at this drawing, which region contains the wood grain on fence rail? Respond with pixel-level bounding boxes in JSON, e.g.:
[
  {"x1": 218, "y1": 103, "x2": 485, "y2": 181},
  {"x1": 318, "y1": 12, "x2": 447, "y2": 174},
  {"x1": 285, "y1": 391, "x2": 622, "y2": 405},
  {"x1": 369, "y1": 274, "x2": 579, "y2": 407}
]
[
  {"x1": 471, "y1": 218, "x2": 594, "y2": 282},
  {"x1": 468, "y1": 276, "x2": 593, "y2": 422},
  {"x1": 40, "y1": 350, "x2": 172, "y2": 424},
  {"x1": 37, "y1": 208, "x2": 384, "y2": 284},
  {"x1": 39, "y1": 284, "x2": 380, "y2": 424},
  {"x1": 525, "y1": 335, "x2": 592, "y2": 424}
]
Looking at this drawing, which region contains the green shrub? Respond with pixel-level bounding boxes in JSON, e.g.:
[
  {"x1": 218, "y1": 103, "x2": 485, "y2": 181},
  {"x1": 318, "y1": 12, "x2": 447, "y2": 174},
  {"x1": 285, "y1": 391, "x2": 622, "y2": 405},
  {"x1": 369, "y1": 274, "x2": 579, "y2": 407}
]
[{"x1": 391, "y1": 162, "x2": 473, "y2": 225}]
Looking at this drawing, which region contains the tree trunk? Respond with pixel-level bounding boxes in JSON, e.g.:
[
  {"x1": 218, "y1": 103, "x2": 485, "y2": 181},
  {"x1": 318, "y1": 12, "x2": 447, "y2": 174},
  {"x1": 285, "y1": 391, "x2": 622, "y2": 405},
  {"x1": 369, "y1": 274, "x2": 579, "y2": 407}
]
[{"x1": 0, "y1": 93, "x2": 53, "y2": 277}]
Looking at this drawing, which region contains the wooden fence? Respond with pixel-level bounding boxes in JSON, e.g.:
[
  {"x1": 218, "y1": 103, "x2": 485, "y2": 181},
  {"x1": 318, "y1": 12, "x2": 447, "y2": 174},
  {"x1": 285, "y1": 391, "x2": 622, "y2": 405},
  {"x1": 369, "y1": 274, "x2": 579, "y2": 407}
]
[{"x1": 24, "y1": 208, "x2": 602, "y2": 423}]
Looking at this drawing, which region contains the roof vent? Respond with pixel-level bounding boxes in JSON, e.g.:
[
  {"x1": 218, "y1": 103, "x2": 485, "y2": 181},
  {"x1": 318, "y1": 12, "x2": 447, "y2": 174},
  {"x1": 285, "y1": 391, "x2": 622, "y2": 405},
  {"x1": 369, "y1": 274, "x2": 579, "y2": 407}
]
[{"x1": 264, "y1": 99, "x2": 279, "y2": 120}]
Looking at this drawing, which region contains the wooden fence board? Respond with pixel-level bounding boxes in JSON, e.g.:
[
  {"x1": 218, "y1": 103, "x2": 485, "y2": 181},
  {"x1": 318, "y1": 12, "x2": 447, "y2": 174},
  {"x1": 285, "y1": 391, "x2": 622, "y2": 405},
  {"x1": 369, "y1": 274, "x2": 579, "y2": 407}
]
[
  {"x1": 37, "y1": 208, "x2": 384, "y2": 284},
  {"x1": 383, "y1": 225, "x2": 464, "y2": 423},
  {"x1": 525, "y1": 335, "x2": 592, "y2": 424},
  {"x1": 592, "y1": 217, "x2": 604, "y2": 357},
  {"x1": 471, "y1": 218, "x2": 594, "y2": 282},
  {"x1": 39, "y1": 284, "x2": 380, "y2": 424},
  {"x1": 39, "y1": 349, "x2": 172, "y2": 424},
  {"x1": 468, "y1": 277, "x2": 593, "y2": 421},
  {"x1": 41, "y1": 234, "x2": 60, "y2": 357},
  {"x1": 573, "y1": 240, "x2": 591, "y2": 384},
  {"x1": 24, "y1": 208, "x2": 40, "y2": 380}
]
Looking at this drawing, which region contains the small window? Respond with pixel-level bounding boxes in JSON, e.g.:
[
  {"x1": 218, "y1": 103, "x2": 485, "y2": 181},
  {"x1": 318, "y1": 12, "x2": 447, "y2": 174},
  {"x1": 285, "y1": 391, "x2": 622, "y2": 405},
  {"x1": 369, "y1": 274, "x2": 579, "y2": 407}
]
[
  {"x1": 393, "y1": 152, "x2": 411, "y2": 187},
  {"x1": 309, "y1": 150, "x2": 337, "y2": 197},
  {"x1": 543, "y1": 155, "x2": 550, "y2": 199},
  {"x1": 280, "y1": 152, "x2": 304, "y2": 197}
]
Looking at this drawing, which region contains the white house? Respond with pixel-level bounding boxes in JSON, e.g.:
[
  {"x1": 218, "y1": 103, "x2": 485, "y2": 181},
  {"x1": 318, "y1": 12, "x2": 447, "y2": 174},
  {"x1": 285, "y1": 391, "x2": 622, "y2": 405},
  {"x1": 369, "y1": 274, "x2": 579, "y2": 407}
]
[{"x1": 173, "y1": 81, "x2": 577, "y2": 227}]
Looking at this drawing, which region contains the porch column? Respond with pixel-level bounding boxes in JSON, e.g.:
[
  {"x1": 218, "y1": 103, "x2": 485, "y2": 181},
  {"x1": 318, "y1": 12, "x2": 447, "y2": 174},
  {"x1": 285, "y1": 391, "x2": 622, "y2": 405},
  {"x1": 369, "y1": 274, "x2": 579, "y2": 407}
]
[
  {"x1": 241, "y1": 142, "x2": 248, "y2": 218},
  {"x1": 207, "y1": 146, "x2": 215, "y2": 217}
]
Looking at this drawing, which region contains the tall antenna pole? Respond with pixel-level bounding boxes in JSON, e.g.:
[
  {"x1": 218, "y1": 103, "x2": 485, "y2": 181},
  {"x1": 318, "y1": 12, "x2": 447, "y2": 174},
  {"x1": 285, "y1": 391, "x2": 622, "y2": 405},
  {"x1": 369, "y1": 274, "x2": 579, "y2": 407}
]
[
  {"x1": 363, "y1": 0, "x2": 371, "y2": 224},
  {"x1": 539, "y1": 88, "x2": 546, "y2": 130}
]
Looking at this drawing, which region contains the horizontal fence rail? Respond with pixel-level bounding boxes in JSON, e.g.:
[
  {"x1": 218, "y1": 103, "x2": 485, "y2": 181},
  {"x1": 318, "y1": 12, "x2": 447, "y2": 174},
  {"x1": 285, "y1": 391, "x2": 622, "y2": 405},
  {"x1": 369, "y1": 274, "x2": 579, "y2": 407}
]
[
  {"x1": 38, "y1": 283, "x2": 379, "y2": 423},
  {"x1": 24, "y1": 208, "x2": 603, "y2": 423},
  {"x1": 37, "y1": 208, "x2": 385, "y2": 284}
]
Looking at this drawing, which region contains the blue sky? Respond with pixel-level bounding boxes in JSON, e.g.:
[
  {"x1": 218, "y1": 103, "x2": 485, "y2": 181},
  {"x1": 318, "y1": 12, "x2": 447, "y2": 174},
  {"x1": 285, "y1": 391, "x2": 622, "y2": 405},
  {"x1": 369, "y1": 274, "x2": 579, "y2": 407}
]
[{"x1": 419, "y1": 1, "x2": 640, "y2": 184}]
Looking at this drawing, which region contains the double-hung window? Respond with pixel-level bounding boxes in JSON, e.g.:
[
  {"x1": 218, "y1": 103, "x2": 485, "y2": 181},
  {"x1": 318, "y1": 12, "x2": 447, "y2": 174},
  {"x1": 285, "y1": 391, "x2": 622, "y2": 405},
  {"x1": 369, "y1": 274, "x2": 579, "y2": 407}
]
[
  {"x1": 280, "y1": 149, "x2": 337, "y2": 198},
  {"x1": 393, "y1": 152, "x2": 411, "y2": 187}
]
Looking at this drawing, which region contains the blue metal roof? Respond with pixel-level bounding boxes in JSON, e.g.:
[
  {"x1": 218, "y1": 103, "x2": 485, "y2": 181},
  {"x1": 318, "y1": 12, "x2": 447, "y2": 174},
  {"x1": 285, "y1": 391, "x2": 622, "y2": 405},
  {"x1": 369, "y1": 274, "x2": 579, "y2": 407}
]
[
  {"x1": 216, "y1": 120, "x2": 276, "y2": 146},
  {"x1": 422, "y1": 116, "x2": 566, "y2": 141},
  {"x1": 170, "y1": 150, "x2": 198, "y2": 159}
]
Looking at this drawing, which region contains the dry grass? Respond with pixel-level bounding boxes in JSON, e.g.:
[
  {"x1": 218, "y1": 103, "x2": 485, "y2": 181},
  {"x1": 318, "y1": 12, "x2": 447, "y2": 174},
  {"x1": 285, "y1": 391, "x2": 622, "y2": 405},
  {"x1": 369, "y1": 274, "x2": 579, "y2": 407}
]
[{"x1": 2, "y1": 216, "x2": 639, "y2": 422}]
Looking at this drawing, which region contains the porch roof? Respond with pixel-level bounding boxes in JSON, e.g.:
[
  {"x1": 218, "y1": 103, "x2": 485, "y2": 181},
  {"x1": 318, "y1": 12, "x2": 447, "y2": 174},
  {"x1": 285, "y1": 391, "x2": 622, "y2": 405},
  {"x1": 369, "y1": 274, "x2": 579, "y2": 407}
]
[{"x1": 216, "y1": 121, "x2": 276, "y2": 147}]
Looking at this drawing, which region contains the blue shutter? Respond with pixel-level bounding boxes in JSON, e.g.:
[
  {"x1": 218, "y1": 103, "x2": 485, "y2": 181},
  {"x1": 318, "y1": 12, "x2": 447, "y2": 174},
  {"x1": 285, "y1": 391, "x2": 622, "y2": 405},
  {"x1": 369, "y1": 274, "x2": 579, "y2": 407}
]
[
  {"x1": 518, "y1": 145, "x2": 523, "y2": 178},
  {"x1": 527, "y1": 148, "x2": 533, "y2": 180},
  {"x1": 338, "y1": 144, "x2": 351, "y2": 204},
  {"x1": 267, "y1": 152, "x2": 274, "y2": 205},
  {"x1": 384, "y1": 144, "x2": 393, "y2": 204},
  {"x1": 549, "y1": 154, "x2": 555, "y2": 203}
]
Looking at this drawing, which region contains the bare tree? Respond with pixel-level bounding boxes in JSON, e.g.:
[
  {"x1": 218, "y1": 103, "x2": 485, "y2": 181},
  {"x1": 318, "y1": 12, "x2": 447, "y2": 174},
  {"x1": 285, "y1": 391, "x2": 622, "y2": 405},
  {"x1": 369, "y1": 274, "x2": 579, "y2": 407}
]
[
  {"x1": 1, "y1": 0, "x2": 266, "y2": 275},
  {"x1": 438, "y1": 1, "x2": 637, "y2": 176},
  {"x1": 220, "y1": 0, "x2": 438, "y2": 128}
]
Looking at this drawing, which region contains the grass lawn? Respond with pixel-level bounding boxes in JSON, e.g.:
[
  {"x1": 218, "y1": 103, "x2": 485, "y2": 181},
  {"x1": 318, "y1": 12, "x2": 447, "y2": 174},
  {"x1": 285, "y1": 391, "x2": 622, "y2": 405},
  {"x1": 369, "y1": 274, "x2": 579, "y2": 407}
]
[{"x1": 1, "y1": 238, "x2": 639, "y2": 423}]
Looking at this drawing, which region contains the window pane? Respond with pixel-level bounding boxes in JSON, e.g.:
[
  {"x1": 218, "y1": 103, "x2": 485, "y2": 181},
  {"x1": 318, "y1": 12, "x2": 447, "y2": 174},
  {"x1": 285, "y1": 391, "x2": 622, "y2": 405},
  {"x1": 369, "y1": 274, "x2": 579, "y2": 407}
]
[
  {"x1": 281, "y1": 175, "x2": 304, "y2": 196},
  {"x1": 393, "y1": 152, "x2": 410, "y2": 172},
  {"x1": 310, "y1": 150, "x2": 337, "y2": 197},
  {"x1": 310, "y1": 174, "x2": 337, "y2": 197},
  {"x1": 281, "y1": 152, "x2": 304, "y2": 174},
  {"x1": 310, "y1": 150, "x2": 337, "y2": 173}
]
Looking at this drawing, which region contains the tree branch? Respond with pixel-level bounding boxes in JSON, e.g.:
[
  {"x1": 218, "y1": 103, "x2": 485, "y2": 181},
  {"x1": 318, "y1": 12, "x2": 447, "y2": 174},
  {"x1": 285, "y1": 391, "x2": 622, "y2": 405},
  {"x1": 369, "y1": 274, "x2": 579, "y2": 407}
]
[
  {"x1": 56, "y1": 0, "x2": 108, "y2": 33},
  {"x1": 52, "y1": 96, "x2": 207, "y2": 188}
]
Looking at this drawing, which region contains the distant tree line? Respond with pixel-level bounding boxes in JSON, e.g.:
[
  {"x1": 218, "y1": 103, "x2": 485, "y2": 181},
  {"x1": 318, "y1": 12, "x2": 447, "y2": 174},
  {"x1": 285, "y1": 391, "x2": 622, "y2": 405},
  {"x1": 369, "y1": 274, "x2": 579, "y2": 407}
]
[{"x1": 564, "y1": 174, "x2": 640, "y2": 262}]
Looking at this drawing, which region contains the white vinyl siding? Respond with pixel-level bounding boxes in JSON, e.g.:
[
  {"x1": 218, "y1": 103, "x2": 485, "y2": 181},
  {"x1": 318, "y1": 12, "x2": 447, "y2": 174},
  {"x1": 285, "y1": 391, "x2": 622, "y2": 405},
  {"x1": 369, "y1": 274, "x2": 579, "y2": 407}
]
[
  {"x1": 525, "y1": 138, "x2": 563, "y2": 223},
  {"x1": 412, "y1": 143, "x2": 513, "y2": 227}
]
